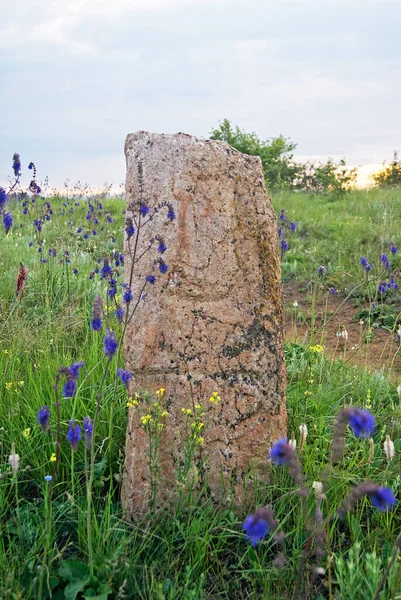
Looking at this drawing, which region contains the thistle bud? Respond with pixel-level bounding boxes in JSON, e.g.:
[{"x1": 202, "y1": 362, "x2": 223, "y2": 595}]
[
  {"x1": 288, "y1": 437, "x2": 297, "y2": 450},
  {"x1": 312, "y1": 481, "x2": 323, "y2": 496},
  {"x1": 384, "y1": 435, "x2": 395, "y2": 461}
]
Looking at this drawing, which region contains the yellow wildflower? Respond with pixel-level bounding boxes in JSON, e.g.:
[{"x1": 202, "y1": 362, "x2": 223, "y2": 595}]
[
  {"x1": 155, "y1": 387, "x2": 165, "y2": 398},
  {"x1": 195, "y1": 404, "x2": 202, "y2": 410},
  {"x1": 304, "y1": 391, "x2": 312, "y2": 397},
  {"x1": 161, "y1": 411, "x2": 168, "y2": 418},
  {"x1": 196, "y1": 437, "x2": 204, "y2": 445},
  {"x1": 5, "y1": 382, "x2": 13, "y2": 391},
  {"x1": 181, "y1": 408, "x2": 192, "y2": 415},
  {"x1": 127, "y1": 399, "x2": 139, "y2": 407},
  {"x1": 18, "y1": 381, "x2": 24, "y2": 387},
  {"x1": 310, "y1": 344, "x2": 324, "y2": 353},
  {"x1": 22, "y1": 428, "x2": 31, "y2": 439},
  {"x1": 209, "y1": 391, "x2": 221, "y2": 404},
  {"x1": 141, "y1": 414, "x2": 152, "y2": 425},
  {"x1": 50, "y1": 453, "x2": 57, "y2": 462}
]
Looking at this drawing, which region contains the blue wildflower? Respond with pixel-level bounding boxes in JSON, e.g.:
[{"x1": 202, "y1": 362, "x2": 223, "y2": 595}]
[
  {"x1": 37, "y1": 406, "x2": 51, "y2": 432},
  {"x1": 12, "y1": 153, "x2": 21, "y2": 177},
  {"x1": 0, "y1": 187, "x2": 6, "y2": 209},
  {"x1": 44, "y1": 475, "x2": 52, "y2": 482},
  {"x1": 270, "y1": 438, "x2": 292, "y2": 465},
  {"x1": 66, "y1": 420, "x2": 81, "y2": 451},
  {"x1": 279, "y1": 209, "x2": 286, "y2": 221},
  {"x1": 280, "y1": 239, "x2": 289, "y2": 255},
  {"x1": 91, "y1": 317, "x2": 102, "y2": 331},
  {"x1": 167, "y1": 207, "x2": 176, "y2": 221},
  {"x1": 70, "y1": 361, "x2": 84, "y2": 379},
  {"x1": 139, "y1": 204, "x2": 149, "y2": 217},
  {"x1": 348, "y1": 408, "x2": 375, "y2": 438},
  {"x1": 117, "y1": 368, "x2": 132, "y2": 389},
  {"x1": 378, "y1": 281, "x2": 388, "y2": 294},
  {"x1": 277, "y1": 226, "x2": 282, "y2": 239},
  {"x1": 63, "y1": 378, "x2": 77, "y2": 398},
  {"x1": 243, "y1": 508, "x2": 271, "y2": 546},
  {"x1": 146, "y1": 275, "x2": 156, "y2": 285},
  {"x1": 390, "y1": 244, "x2": 398, "y2": 256},
  {"x1": 100, "y1": 259, "x2": 112, "y2": 279},
  {"x1": 114, "y1": 305, "x2": 124, "y2": 322},
  {"x1": 159, "y1": 260, "x2": 168, "y2": 274},
  {"x1": 158, "y1": 240, "x2": 167, "y2": 254},
  {"x1": 381, "y1": 254, "x2": 390, "y2": 270},
  {"x1": 370, "y1": 486, "x2": 397, "y2": 511},
  {"x1": 360, "y1": 256, "x2": 368, "y2": 267},
  {"x1": 290, "y1": 221, "x2": 297, "y2": 233},
  {"x1": 329, "y1": 287, "x2": 337, "y2": 295},
  {"x1": 123, "y1": 288, "x2": 133, "y2": 303},
  {"x1": 3, "y1": 212, "x2": 12, "y2": 234},
  {"x1": 104, "y1": 330, "x2": 118, "y2": 360},
  {"x1": 125, "y1": 218, "x2": 135, "y2": 239},
  {"x1": 318, "y1": 265, "x2": 327, "y2": 276}
]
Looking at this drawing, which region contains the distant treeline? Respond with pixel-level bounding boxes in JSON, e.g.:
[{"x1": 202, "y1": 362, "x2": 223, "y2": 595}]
[{"x1": 210, "y1": 119, "x2": 401, "y2": 195}]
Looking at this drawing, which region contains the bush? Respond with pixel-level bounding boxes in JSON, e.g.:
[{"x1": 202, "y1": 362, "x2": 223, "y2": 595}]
[{"x1": 372, "y1": 151, "x2": 401, "y2": 187}]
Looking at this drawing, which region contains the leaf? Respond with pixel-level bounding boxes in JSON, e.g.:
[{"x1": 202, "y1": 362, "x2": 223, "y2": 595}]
[
  {"x1": 64, "y1": 577, "x2": 91, "y2": 600},
  {"x1": 94, "y1": 455, "x2": 107, "y2": 476},
  {"x1": 59, "y1": 560, "x2": 89, "y2": 582},
  {"x1": 83, "y1": 585, "x2": 113, "y2": 599}
]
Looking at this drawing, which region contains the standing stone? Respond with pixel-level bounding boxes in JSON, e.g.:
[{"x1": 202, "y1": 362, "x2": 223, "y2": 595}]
[{"x1": 121, "y1": 131, "x2": 287, "y2": 516}]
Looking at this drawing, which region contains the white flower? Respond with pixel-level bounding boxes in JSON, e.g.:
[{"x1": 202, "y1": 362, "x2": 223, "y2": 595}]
[
  {"x1": 312, "y1": 481, "x2": 323, "y2": 496},
  {"x1": 8, "y1": 444, "x2": 20, "y2": 473},
  {"x1": 384, "y1": 435, "x2": 395, "y2": 460},
  {"x1": 293, "y1": 301, "x2": 298, "y2": 308},
  {"x1": 299, "y1": 423, "x2": 308, "y2": 439},
  {"x1": 397, "y1": 384, "x2": 401, "y2": 401},
  {"x1": 288, "y1": 438, "x2": 297, "y2": 450},
  {"x1": 336, "y1": 329, "x2": 348, "y2": 340}
]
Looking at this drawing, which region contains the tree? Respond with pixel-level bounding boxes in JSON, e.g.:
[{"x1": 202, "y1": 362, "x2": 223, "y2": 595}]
[{"x1": 210, "y1": 119, "x2": 299, "y2": 190}]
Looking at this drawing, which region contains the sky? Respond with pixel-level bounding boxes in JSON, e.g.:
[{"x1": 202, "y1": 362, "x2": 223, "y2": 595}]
[{"x1": 1, "y1": 0, "x2": 400, "y2": 189}]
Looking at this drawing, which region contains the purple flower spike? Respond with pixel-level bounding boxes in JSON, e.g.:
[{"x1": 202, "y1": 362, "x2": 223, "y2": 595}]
[
  {"x1": 63, "y1": 378, "x2": 77, "y2": 398},
  {"x1": 3, "y1": 212, "x2": 13, "y2": 234},
  {"x1": 37, "y1": 406, "x2": 51, "y2": 433},
  {"x1": 117, "y1": 368, "x2": 132, "y2": 389},
  {"x1": 104, "y1": 330, "x2": 118, "y2": 360},
  {"x1": 70, "y1": 361, "x2": 84, "y2": 379},
  {"x1": 146, "y1": 275, "x2": 156, "y2": 285},
  {"x1": 66, "y1": 420, "x2": 81, "y2": 451},
  {"x1": 348, "y1": 408, "x2": 375, "y2": 438}
]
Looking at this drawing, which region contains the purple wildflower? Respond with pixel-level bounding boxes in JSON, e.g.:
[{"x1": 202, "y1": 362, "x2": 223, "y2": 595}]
[
  {"x1": 390, "y1": 244, "x2": 398, "y2": 255},
  {"x1": 104, "y1": 330, "x2": 118, "y2": 360},
  {"x1": 63, "y1": 378, "x2": 77, "y2": 398},
  {"x1": 279, "y1": 209, "x2": 286, "y2": 221},
  {"x1": 37, "y1": 406, "x2": 50, "y2": 432},
  {"x1": 278, "y1": 226, "x2": 282, "y2": 239},
  {"x1": 139, "y1": 204, "x2": 149, "y2": 217},
  {"x1": 280, "y1": 239, "x2": 289, "y2": 256},
  {"x1": 123, "y1": 288, "x2": 133, "y2": 303},
  {"x1": 12, "y1": 153, "x2": 21, "y2": 177},
  {"x1": 146, "y1": 275, "x2": 156, "y2": 285},
  {"x1": 159, "y1": 260, "x2": 168, "y2": 274},
  {"x1": 348, "y1": 408, "x2": 375, "y2": 438},
  {"x1": 317, "y1": 265, "x2": 327, "y2": 276},
  {"x1": 243, "y1": 510, "x2": 270, "y2": 546},
  {"x1": 378, "y1": 281, "x2": 388, "y2": 294},
  {"x1": 290, "y1": 221, "x2": 297, "y2": 233},
  {"x1": 0, "y1": 187, "x2": 6, "y2": 209},
  {"x1": 158, "y1": 240, "x2": 167, "y2": 254},
  {"x1": 270, "y1": 438, "x2": 292, "y2": 465},
  {"x1": 117, "y1": 368, "x2": 132, "y2": 389},
  {"x1": 3, "y1": 212, "x2": 12, "y2": 234},
  {"x1": 114, "y1": 305, "x2": 124, "y2": 322},
  {"x1": 329, "y1": 287, "x2": 337, "y2": 295},
  {"x1": 66, "y1": 420, "x2": 81, "y2": 451},
  {"x1": 167, "y1": 206, "x2": 176, "y2": 221},
  {"x1": 370, "y1": 486, "x2": 397, "y2": 511},
  {"x1": 381, "y1": 254, "x2": 391, "y2": 270},
  {"x1": 70, "y1": 361, "x2": 84, "y2": 379}
]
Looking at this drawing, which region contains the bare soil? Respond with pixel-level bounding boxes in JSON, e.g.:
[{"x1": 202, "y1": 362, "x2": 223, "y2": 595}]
[{"x1": 283, "y1": 282, "x2": 401, "y2": 375}]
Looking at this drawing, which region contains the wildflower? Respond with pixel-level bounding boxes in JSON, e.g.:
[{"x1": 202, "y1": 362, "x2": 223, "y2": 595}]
[
  {"x1": 123, "y1": 288, "x2": 133, "y2": 303},
  {"x1": 210, "y1": 391, "x2": 221, "y2": 404},
  {"x1": 348, "y1": 408, "x2": 375, "y2": 438},
  {"x1": 117, "y1": 368, "x2": 132, "y2": 389},
  {"x1": 127, "y1": 398, "x2": 139, "y2": 407},
  {"x1": 23, "y1": 428, "x2": 31, "y2": 439},
  {"x1": 182, "y1": 408, "x2": 192, "y2": 415},
  {"x1": 91, "y1": 296, "x2": 103, "y2": 331},
  {"x1": 158, "y1": 259, "x2": 168, "y2": 274},
  {"x1": 329, "y1": 287, "x2": 337, "y2": 295},
  {"x1": 290, "y1": 221, "x2": 297, "y2": 233},
  {"x1": 141, "y1": 414, "x2": 152, "y2": 426},
  {"x1": 288, "y1": 438, "x2": 296, "y2": 450},
  {"x1": 270, "y1": 438, "x2": 292, "y2": 465},
  {"x1": 104, "y1": 330, "x2": 118, "y2": 359},
  {"x1": 312, "y1": 481, "x2": 324, "y2": 496},
  {"x1": 370, "y1": 486, "x2": 397, "y2": 511},
  {"x1": 158, "y1": 240, "x2": 167, "y2": 254},
  {"x1": 16, "y1": 263, "x2": 27, "y2": 295},
  {"x1": 44, "y1": 475, "x2": 52, "y2": 482},
  {"x1": 360, "y1": 256, "x2": 368, "y2": 267},
  {"x1": 0, "y1": 187, "x2": 6, "y2": 208},
  {"x1": 317, "y1": 265, "x2": 327, "y2": 276},
  {"x1": 243, "y1": 508, "x2": 272, "y2": 546},
  {"x1": 336, "y1": 329, "x2": 348, "y2": 341},
  {"x1": 66, "y1": 420, "x2": 81, "y2": 451},
  {"x1": 100, "y1": 259, "x2": 112, "y2": 279},
  {"x1": 389, "y1": 277, "x2": 399, "y2": 290},
  {"x1": 37, "y1": 406, "x2": 50, "y2": 432},
  {"x1": 161, "y1": 410, "x2": 168, "y2": 418},
  {"x1": 397, "y1": 384, "x2": 401, "y2": 400},
  {"x1": 3, "y1": 212, "x2": 13, "y2": 234},
  {"x1": 83, "y1": 416, "x2": 93, "y2": 449},
  {"x1": 293, "y1": 300, "x2": 298, "y2": 308},
  {"x1": 62, "y1": 376, "x2": 77, "y2": 398},
  {"x1": 278, "y1": 226, "x2": 282, "y2": 238},
  {"x1": 310, "y1": 344, "x2": 324, "y2": 353},
  {"x1": 8, "y1": 444, "x2": 20, "y2": 472},
  {"x1": 50, "y1": 453, "x2": 57, "y2": 462},
  {"x1": 381, "y1": 253, "x2": 391, "y2": 269},
  {"x1": 299, "y1": 423, "x2": 308, "y2": 451},
  {"x1": 156, "y1": 387, "x2": 165, "y2": 398},
  {"x1": 167, "y1": 206, "x2": 176, "y2": 221},
  {"x1": 196, "y1": 437, "x2": 204, "y2": 445},
  {"x1": 139, "y1": 203, "x2": 149, "y2": 217},
  {"x1": 384, "y1": 435, "x2": 395, "y2": 460},
  {"x1": 378, "y1": 281, "x2": 388, "y2": 294},
  {"x1": 390, "y1": 243, "x2": 398, "y2": 255},
  {"x1": 279, "y1": 208, "x2": 286, "y2": 221},
  {"x1": 280, "y1": 239, "x2": 289, "y2": 256},
  {"x1": 146, "y1": 274, "x2": 156, "y2": 285},
  {"x1": 114, "y1": 305, "x2": 124, "y2": 322},
  {"x1": 12, "y1": 153, "x2": 21, "y2": 177},
  {"x1": 69, "y1": 361, "x2": 84, "y2": 379},
  {"x1": 368, "y1": 437, "x2": 374, "y2": 463}
]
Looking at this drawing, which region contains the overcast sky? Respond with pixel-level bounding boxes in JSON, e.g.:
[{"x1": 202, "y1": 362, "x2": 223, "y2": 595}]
[{"x1": 1, "y1": 0, "x2": 400, "y2": 189}]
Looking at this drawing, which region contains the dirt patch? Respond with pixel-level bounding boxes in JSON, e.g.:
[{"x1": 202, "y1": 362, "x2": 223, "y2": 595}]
[{"x1": 283, "y1": 282, "x2": 401, "y2": 375}]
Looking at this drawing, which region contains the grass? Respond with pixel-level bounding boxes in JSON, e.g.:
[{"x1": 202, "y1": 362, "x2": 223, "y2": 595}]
[{"x1": 0, "y1": 188, "x2": 401, "y2": 598}]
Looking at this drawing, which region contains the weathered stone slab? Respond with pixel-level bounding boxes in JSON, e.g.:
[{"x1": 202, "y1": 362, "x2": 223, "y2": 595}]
[{"x1": 121, "y1": 131, "x2": 287, "y2": 516}]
